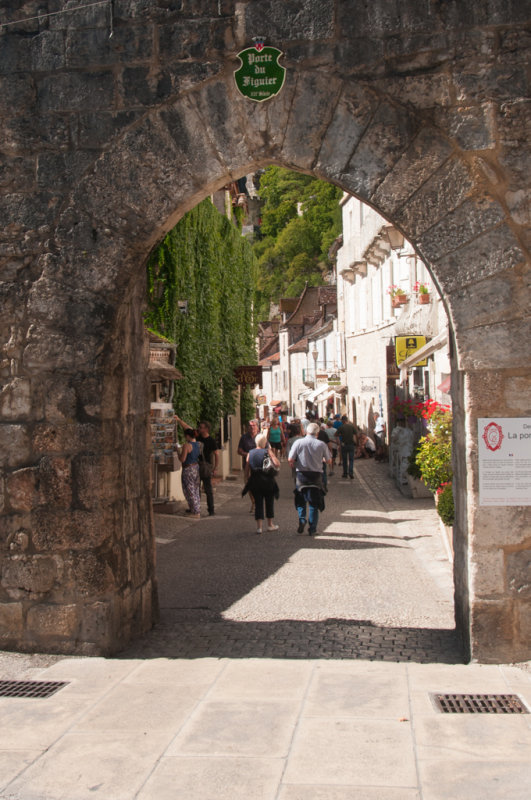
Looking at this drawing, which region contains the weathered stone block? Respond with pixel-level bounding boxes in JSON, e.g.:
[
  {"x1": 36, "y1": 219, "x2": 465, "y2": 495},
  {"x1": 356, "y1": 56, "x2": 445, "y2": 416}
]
[
  {"x1": 0, "y1": 425, "x2": 31, "y2": 468},
  {"x1": 448, "y1": 272, "x2": 527, "y2": 333},
  {"x1": 0, "y1": 155, "x2": 36, "y2": 193},
  {"x1": 243, "y1": 0, "x2": 334, "y2": 41},
  {"x1": 31, "y1": 508, "x2": 111, "y2": 552},
  {"x1": 506, "y1": 549, "x2": 531, "y2": 598},
  {"x1": 0, "y1": 602, "x2": 23, "y2": 641},
  {"x1": 0, "y1": 74, "x2": 35, "y2": 113},
  {"x1": 1, "y1": 555, "x2": 61, "y2": 598},
  {"x1": 37, "y1": 71, "x2": 115, "y2": 112},
  {"x1": 27, "y1": 603, "x2": 79, "y2": 639},
  {"x1": 79, "y1": 600, "x2": 113, "y2": 646},
  {"x1": 395, "y1": 157, "x2": 474, "y2": 237},
  {"x1": 315, "y1": 83, "x2": 377, "y2": 180},
  {"x1": 470, "y1": 548, "x2": 505, "y2": 596},
  {"x1": 503, "y1": 377, "x2": 531, "y2": 415},
  {"x1": 517, "y1": 600, "x2": 531, "y2": 646},
  {"x1": 63, "y1": 552, "x2": 116, "y2": 598},
  {"x1": 38, "y1": 456, "x2": 72, "y2": 509},
  {"x1": 372, "y1": 126, "x2": 452, "y2": 216},
  {"x1": 36, "y1": 152, "x2": 95, "y2": 192},
  {"x1": 29, "y1": 30, "x2": 65, "y2": 71},
  {"x1": 6, "y1": 467, "x2": 39, "y2": 512},
  {"x1": 434, "y1": 225, "x2": 524, "y2": 295},
  {"x1": 468, "y1": 507, "x2": 531, "y2": 550},
  {"x1": 418, "y1": 196, "x2": 505, "y2": 265},
  {"x1": 66, "y1": 25, "x2": 153, "y2": 68},
  {"x1": 75, "y1": 111, "x2": 141, "y2": 149},
  {"x1": 32, "y1": 421, "x2": 102, "y2": 455},
  {"x1": 435, "y1": 103, "x2": 496, "y2": 151},
  {"x1": 4, "y1": 114, "x2": 70, "y2": 153},
  {"x1": 344, "y1": 101, "x2": 419, "y2": 202},
  {"x1": 158, "y1": 18, "x2": 225, "y2": 60},
  {"x1": 0, "y1": 377, "x2": 31, "y2": 420},
  {"x1": 456, "y1": 317, "x2": 531, "y2": 371},
  {"x1": 471, "y1": 599, "x2": 518, "y2": 663}
]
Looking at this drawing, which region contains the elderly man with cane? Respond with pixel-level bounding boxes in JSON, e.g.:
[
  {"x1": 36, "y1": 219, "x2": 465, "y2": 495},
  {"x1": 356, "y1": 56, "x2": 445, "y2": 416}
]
[{"x1": 288, "y1": 422, "x2": 332, "y2": 536}]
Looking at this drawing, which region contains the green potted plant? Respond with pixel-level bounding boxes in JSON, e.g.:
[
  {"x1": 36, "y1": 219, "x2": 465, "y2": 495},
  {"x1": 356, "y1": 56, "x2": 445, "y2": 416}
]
[
  {"x1": 414, "y1": 280, "x2": 430, "y2": 304},
  {"x1": 388, "y1": 284, "x2": 408, "y2": 307},
  {"x1": 406, "y1": 442, "x2": 433, "y2": 497},
  {"x1": 414, "y1": 406, "x2": 453, "y2": 491}
]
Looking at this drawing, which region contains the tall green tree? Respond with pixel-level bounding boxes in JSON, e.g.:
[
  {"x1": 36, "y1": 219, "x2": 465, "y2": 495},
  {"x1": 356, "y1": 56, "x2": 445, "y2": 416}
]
[
  {"x1": 253, "y1": 166, "x2": 342, "y2": 318},
  {"x1": 145, "y1": 198, "x2": 256, "y2": 430}
]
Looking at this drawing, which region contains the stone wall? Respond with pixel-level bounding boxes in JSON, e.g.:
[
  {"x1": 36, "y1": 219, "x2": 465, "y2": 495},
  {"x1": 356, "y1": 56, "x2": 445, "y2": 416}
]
[{"x1": 0, "y1": 1, "x2": 529, "y2": 660}]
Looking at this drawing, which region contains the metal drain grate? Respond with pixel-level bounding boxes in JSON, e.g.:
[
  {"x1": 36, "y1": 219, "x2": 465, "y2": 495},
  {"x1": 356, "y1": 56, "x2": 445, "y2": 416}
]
[
  {"x1": 0, "y1": 680, "x2": 68, "y2": 699},
  {"x1": 431, "y1": 693, "x2": 529, "y2": 714}
]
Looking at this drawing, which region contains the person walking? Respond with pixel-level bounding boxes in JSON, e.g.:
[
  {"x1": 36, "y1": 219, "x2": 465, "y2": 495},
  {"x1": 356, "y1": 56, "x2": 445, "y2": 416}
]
[
  {"x1": 243, "y1": 432, "x2": 280, "y2": 534},
  {"x1": 175, "y1": 416, "x2": 220, "y2": 516},
  {"x1": 178, "y1": 427, "x2": 201, "y2": 519},
  {"x1": 338, "y1": 415, "x2": 357, "y2": 479},
  {"x1": 373, "y1": 412, "x2": 386, "y2": 461},
  {"x1": 288, "y1": 422, "x2": 331, "y2": 536},
  {"x1": 324, "y1": 419, "x2": 339, "y2": 475},
  {"x1": 267, "y1": 416, "x2": 285, "y2": 459},
  {"x1": 238, "y1": 419, "x2": 259, "y2": 512}
]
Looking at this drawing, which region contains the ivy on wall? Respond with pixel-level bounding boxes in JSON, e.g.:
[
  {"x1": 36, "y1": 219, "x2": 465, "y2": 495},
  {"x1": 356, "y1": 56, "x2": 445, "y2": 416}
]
[{"x1": 145, "y1": 198, "x2": 256, "y2": 430}]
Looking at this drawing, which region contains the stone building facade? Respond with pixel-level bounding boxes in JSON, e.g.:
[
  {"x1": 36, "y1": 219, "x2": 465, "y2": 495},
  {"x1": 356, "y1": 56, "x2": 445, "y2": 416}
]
[{"x1": 0, "y1": 1, "x2": 529, "y2": 661}]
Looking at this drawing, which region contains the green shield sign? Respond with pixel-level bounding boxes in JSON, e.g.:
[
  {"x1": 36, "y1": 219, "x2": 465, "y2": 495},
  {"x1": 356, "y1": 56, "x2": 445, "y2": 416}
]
[{"x1": 234, "y1": 45, "x2": 286, "y2": 102}]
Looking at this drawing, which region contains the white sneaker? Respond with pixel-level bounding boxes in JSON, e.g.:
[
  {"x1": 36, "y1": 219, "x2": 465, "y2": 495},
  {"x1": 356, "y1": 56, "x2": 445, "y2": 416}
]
[{"x1": 267, "y1": 524, "x2": 279, "y2": 531}]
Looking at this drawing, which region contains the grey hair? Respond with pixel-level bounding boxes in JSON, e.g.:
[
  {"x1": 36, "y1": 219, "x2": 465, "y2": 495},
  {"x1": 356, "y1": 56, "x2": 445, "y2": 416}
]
[
  {"x1": 306, "y1": 422, "x2": 320, "y2": 436},
  {"x1": 255, "y1": 432, "x2": 268, "y2": 448}
]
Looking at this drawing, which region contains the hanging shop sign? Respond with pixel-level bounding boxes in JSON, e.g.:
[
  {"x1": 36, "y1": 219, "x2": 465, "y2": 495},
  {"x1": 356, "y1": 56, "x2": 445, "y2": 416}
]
[
  {"x1": 327, "y1": 373, "x2": 341, "y2": 387},
  {"x1": 386, "y1": 345, "x2": 400, "y2": 379},
  {"x1": 256, "y1": 394, "x2": 267, "y2": 405},
  {"x1": 395, "y1": 336, "x2": 427, "y2": 368},
  {"x1": 478, "y1": 418, "x2": 531, "y2": 506},
  {"x1": 234, "y1": 39, "x2": 286, "y2": 102},
  {"x1": 235, "y1": 365, "x2": 262, "y2": 386}
]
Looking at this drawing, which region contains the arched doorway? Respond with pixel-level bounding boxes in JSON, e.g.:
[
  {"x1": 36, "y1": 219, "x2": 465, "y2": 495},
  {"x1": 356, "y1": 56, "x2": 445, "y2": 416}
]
[{"x1": 0, "y1": 5, "x2": 529, "y2": 662}]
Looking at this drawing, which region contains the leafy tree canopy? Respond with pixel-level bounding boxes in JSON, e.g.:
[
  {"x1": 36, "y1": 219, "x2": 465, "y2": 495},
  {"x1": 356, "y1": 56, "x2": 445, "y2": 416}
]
[{"x1": 253, "y1": 166, "x2": 342, "y2": 319}]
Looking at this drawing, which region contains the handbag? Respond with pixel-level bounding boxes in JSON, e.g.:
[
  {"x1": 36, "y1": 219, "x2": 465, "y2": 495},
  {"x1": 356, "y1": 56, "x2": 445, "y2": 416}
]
[{"x1": 262, "y1": 453, "x2": 279, "y2": 477}]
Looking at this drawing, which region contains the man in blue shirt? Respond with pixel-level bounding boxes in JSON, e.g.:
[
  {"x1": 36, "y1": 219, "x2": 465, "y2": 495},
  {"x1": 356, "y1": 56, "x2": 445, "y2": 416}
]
[{"x1": 288, "y1": 422, "x2": 331, "y2": 535}]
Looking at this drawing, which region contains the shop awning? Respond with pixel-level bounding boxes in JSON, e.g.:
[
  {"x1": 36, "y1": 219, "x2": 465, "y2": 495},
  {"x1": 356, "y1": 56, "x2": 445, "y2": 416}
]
[
  {"x1": 306, "y1": 383, "x2": 330, "y2": 403},
  {"x1": 399, "y1": 330, "x2": 447, "y2": 377},
  {"x1": 148, "y1": 361, "x2": 183, "y2": 381}
]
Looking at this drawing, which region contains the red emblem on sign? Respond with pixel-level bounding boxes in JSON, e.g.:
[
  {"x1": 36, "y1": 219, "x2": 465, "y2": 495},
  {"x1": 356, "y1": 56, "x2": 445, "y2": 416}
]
[{"x1": 482, "y1": 421, "x2": 504, "y2": 452}]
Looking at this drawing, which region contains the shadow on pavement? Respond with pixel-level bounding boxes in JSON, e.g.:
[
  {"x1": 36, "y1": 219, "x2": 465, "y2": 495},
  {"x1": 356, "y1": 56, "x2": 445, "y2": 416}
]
[{"x1": 120, "y1": 616, "x2": 463, "y2": 664}]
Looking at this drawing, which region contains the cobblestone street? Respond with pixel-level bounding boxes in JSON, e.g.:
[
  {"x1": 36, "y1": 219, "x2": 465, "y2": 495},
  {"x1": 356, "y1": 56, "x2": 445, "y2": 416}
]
[{"x1": 122, "y1": 459, "x2": 461, "y2": 663}]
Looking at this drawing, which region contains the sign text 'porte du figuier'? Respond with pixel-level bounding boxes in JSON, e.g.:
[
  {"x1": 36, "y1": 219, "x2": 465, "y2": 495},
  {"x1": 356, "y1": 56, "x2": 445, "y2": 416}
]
[{"x1": 234, "y1": 38, "x2": 286, "y2": 102}]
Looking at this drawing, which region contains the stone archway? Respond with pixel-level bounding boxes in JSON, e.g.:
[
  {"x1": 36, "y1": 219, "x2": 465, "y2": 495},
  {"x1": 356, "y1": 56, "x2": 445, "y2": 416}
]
[{"x1": 1, "y1": 1, "x2": 529, "y2": 661}]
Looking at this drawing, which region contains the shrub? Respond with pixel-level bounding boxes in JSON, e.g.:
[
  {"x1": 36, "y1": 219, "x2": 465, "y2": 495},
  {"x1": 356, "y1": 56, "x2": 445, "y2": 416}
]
[
  {"x1": 407, "y1": 443, "x2": 424, "y2": 480},
  {"x1": 414, "y1": 406, "x2": 452, "y2": 491},
  {"x1": 436, "y1": 482, "x2": 455, "y2": 526}
]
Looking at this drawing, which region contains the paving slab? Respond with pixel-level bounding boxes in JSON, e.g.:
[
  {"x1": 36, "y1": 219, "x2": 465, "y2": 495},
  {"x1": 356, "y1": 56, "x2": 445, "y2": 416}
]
[
  {"x1": 167, "y1": 699, "x2": 300, "y2": 758},
  {"x1": 283, "y1": 717, "x2": 418, "y2": 787},
  {"x1": 4, "y1": 731, "x2": 173, "y2": 800},
  {"x1": 136, "y1": 756, "x2": 284, "y2": 800}
]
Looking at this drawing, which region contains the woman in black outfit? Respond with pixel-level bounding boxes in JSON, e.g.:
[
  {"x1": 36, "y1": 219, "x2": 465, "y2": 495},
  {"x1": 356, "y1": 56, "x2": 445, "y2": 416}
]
[{"x1": 243, "y1": 431, "x2": 281, "y2": 534}]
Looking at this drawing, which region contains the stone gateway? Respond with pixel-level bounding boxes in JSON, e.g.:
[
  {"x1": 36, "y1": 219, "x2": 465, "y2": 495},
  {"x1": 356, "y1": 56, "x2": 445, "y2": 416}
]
[{"x1": 0, "y1": 1, "x2": 529, "y2": 662}]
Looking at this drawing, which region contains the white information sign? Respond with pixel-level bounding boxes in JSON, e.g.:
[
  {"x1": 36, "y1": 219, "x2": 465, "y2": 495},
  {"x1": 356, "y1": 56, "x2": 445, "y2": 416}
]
[{"x1": 478, "y1": 418, "x2": 531, "y2": 506}]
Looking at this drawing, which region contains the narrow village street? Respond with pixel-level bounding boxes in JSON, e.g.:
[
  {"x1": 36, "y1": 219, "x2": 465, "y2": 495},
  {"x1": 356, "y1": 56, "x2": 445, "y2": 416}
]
[{"x1": 126, "y1": 458, "x2": 459, "y2": 662}]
